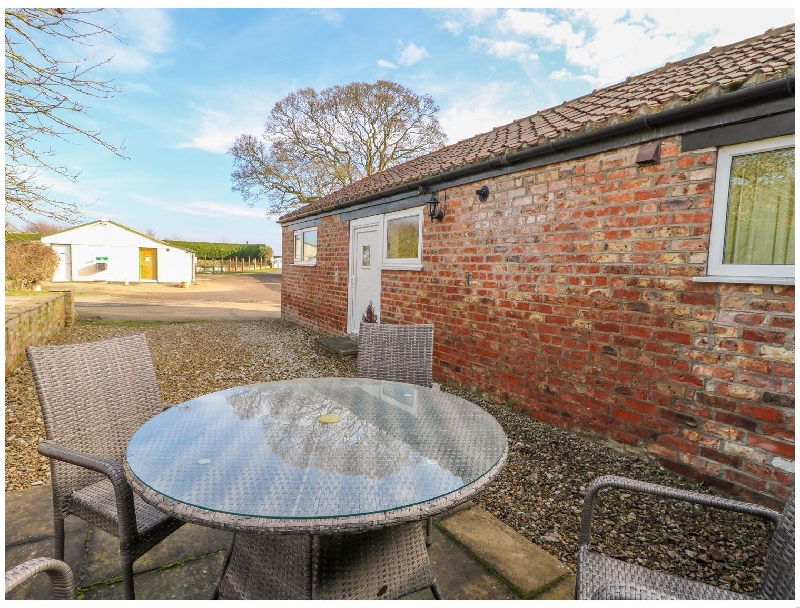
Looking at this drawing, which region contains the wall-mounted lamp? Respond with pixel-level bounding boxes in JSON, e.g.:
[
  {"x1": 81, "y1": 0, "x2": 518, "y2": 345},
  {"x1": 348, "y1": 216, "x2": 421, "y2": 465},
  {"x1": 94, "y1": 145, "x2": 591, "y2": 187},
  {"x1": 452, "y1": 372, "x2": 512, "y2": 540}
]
[
  {"x1": 427, "y1": 194, "x2": 444, "y2": 222},
  {"x1": 476, "y1": 185, "x2": 489, "y2": 201}
]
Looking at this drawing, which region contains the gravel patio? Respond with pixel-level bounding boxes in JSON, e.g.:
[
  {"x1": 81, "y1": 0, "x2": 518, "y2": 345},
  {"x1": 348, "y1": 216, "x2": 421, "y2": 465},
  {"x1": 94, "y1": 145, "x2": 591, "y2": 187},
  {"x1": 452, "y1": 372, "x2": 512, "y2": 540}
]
[{"x1": 5, "y1": 319, "x2": 776, "y2": 595}]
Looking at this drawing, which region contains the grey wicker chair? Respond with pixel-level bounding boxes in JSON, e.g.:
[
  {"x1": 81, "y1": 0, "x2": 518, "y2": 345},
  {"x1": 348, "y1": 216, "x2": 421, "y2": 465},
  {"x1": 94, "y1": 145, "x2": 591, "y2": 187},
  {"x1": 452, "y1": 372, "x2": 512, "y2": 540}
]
[
  {"x1": 357, "y1": 322, "x2": 436, "y2": 544},
  {"x1": 5, "y1": 557, "x2": 74, "y2": 600},
  {"x1": 357, "y1": 322, "x2": 434, "y2": 388},
  {"x1": 26, "y1": 334, "x2": 185, "y2": 600},
  {"x1": 576, "y1": 475, "x2": 795, "y2": 600}
]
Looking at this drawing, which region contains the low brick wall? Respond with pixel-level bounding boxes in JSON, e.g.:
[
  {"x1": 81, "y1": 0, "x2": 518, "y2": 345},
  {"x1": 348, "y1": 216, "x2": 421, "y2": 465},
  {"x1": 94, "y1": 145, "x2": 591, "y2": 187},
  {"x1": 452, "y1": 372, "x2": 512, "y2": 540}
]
[{"x1": 5, "y1": 291, "x2": 75, "y2": 376}]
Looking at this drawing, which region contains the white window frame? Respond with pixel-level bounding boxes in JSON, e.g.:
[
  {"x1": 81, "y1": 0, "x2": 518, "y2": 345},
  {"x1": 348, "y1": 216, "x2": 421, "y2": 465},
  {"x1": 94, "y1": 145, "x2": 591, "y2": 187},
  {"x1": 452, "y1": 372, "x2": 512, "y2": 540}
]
[
  {"x1": 381, "y1": 206, "x2": 423, "y2": 270},
  {"x1": 697, "y1": 135, "x2": 794, "y2": 285},
  {"x1": 293, "y1": 227, "x2": 317, "y2": 266}
]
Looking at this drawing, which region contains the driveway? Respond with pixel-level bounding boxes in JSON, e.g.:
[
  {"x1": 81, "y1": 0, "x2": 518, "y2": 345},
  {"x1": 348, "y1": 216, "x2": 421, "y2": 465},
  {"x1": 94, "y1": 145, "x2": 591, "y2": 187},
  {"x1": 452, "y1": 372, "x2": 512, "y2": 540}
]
[{"x1": 42, "y1": 272, "x2": 281, "y2": 322}]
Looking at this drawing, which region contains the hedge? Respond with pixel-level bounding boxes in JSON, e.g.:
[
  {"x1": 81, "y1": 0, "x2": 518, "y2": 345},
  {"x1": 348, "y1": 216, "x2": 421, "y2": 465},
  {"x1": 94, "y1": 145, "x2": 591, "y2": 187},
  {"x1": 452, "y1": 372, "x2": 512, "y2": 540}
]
[
  {"x1": 165, "y1": 241, "x2": 273, "y2": 260},
  {"x1": 5, "y1": 232, "x2": 46, "y2": 243}
]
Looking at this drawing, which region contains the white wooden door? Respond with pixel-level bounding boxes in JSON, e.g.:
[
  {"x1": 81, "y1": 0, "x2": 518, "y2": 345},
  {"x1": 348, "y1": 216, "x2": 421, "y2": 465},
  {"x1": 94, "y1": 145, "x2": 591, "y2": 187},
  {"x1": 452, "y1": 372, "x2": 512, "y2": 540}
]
[
  {"x1": 348, "y1": 218, "x2": 382, "y2": 333},
  {"x1": 50, "y1": 244, "x2": 71, "y2": 281}
]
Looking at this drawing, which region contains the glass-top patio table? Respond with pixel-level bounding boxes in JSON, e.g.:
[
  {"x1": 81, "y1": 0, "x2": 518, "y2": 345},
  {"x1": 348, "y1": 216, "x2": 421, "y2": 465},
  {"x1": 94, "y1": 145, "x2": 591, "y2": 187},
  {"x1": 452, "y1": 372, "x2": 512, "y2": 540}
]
[{"x1": 123, "y1": 377, "x2": 508, "y2": 600}]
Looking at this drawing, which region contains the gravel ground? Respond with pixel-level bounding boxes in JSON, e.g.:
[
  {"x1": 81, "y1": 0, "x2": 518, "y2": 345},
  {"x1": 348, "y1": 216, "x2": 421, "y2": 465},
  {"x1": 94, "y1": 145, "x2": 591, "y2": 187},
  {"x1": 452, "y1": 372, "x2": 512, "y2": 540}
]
[{"x1": 5, "y1": 320, "x2": 775, "y2": 594}]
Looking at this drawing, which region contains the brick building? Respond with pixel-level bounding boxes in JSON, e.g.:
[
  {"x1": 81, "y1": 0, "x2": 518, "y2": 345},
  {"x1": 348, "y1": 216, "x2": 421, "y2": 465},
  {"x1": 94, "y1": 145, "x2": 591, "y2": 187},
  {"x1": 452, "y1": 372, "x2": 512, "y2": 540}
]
[{"x1": 279, "y1": 25, "x2": 795, "y2": 507}]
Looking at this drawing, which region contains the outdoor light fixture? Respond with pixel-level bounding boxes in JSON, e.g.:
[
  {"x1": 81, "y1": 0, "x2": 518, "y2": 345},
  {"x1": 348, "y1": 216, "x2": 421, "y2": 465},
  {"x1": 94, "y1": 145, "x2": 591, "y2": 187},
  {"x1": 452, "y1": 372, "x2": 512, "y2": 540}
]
[
  {"x1": 427, "y1": 194, "x2": 444, "y2": 222},
  {"x1": 476, "y1": 186, "x2": 489, "y2": 201}
]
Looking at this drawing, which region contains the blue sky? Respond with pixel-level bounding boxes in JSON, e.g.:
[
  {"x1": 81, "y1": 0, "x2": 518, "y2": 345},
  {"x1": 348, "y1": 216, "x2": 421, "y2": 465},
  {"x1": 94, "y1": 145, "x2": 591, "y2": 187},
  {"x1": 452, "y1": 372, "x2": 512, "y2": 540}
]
[{"x1": 15, "y1": 6, "x2": 795, "y2": 255}]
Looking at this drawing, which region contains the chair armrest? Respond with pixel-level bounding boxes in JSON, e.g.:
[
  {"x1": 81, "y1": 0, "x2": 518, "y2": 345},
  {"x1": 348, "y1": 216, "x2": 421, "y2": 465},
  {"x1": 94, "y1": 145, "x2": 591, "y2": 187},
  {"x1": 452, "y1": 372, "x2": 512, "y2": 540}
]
[
  {"x1": 38, "y1": 440, "x2": 137, "y2": 539},
  {"x1": 38, "y1": 440, "x2": 124, "y2": 483},
  {"x1": 5, "y1": 557, "x2": 74, "y2": 599},
  {"x1": 579, "y1": 475, "x2": 780, "y2": 547}
]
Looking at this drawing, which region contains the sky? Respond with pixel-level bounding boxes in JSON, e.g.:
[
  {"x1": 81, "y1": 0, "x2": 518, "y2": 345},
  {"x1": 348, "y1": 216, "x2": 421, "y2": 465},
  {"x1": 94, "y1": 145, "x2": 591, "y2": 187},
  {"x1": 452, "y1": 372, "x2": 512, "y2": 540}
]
[{"x1": 9, "y1": 5, "x2": 795, "y2": 255}]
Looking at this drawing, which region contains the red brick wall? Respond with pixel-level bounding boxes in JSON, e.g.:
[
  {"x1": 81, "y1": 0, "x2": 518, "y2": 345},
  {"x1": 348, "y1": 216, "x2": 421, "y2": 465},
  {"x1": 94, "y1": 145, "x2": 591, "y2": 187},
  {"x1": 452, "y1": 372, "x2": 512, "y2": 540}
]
[
  {"x1": 285, "y1": 136, "x2": 795, "y2": 507},
  {"x1": 281, "y1": 215, "x2": 350, "y2": 336}
]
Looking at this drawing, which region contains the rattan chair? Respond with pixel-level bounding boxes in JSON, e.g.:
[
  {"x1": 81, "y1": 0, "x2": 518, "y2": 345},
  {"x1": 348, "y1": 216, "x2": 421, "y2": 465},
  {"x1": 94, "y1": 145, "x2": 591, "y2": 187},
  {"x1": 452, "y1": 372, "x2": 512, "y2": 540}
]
[
  {"x1": 357, "y1": 322, "x2": 434, "y2": 388},
  {"x1": 576, "y1": 475, "x2": 795, "y2": 600},
  {"x1": 27, "y1": 334, "x2": 185, "y2": 600},
  {"x1": 5, "y1": 557, "x2": 74, "y2": 600},
  {"x1": 357, "y1": 321, "x2": 436, "y2": 544}
]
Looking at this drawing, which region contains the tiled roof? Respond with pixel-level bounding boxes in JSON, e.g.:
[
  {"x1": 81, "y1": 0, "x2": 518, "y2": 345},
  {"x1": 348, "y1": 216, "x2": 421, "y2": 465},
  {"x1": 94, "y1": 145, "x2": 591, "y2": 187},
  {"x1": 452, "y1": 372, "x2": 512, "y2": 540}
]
[{"x1": 280, "y1": 24, "x2": 795, "y2": 223}]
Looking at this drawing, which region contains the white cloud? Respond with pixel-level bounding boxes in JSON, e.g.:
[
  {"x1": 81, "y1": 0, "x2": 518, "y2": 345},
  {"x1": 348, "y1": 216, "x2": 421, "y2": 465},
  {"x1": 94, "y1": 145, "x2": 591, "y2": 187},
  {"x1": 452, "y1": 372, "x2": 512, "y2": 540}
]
[
  {"x1": 500, "y1": 9, "x2": 585, "y2": 50},
  {"x1": 438, "y1": 82, "x2": 522, "y2": 143},
  {"x1": 544, "y1": 8, "x2": 793, "y2": 86},
  {"x1": 549, "y1": 69, "x2": 573, "y2": 82},
  {"x1": 43, "y1": 173, "x2": 107, "y2": 208},
  {"x1": 132, "y1": 194, "x2": 267, "y2": 219},
  {"x1": 179, "y1": 201, "x2": 268, "y2": 219},
  {"x1": 470, "y1": 36, "x2": 538, "y2": 63},
  {"x1": 377, "y1": 59, "x2": 397, "y2": 69},
  {"x1": 310, "y1": 9, "x2": 343, "y2": 26},
  {"x1": 398, "y1": 42, "x2": 429, "y2": 67},
  {"x1": 123, "y1": 8, "x2": 171, "y2": 54},
  {"x1": 103, "y1": 8, "x2": 173, "y2": 73},
  {"x1": 442, "y1": 8, "x2": 498, "y2": 31},
  {"x1": 450, "y1": 8, "x2": 794, "y2": 88},
  {"x1": 442, "y1": 20, "x2": 462, "y2": 36},
  {"x1": 174, "y1": 107, "x2": 240, "y2": 154},
  {"x1": 564, "y1": 9, "x2": 702, "y2": 85}
]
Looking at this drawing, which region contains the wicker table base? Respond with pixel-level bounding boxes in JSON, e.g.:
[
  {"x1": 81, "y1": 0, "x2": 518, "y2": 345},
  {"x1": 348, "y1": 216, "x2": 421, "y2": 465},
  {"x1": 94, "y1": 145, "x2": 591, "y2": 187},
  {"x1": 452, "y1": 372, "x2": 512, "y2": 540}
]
[{"x1": 213, "y1": 524, "x2": 442, "y2": 600}]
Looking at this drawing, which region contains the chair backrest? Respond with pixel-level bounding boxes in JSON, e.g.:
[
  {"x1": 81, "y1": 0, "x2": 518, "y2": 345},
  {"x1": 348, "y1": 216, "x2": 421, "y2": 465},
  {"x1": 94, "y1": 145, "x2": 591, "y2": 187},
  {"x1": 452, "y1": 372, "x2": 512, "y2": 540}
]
[
  {"x1": 357, "y1": 323, "x2": 434, "y2": 387},
  {"x1": 759, "y1": 492, "x2": 795, "y2": 599},
  {"x1": 26, "y1": 334, "x2": 163, "y2": 503}
]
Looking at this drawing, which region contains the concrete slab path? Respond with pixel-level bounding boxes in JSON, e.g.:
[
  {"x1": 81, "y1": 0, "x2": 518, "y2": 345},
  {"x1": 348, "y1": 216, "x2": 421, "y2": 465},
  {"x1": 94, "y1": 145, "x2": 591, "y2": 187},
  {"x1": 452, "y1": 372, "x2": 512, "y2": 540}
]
[{"x1": 6, "y1": 484, "x2": 575, "y2": 600}]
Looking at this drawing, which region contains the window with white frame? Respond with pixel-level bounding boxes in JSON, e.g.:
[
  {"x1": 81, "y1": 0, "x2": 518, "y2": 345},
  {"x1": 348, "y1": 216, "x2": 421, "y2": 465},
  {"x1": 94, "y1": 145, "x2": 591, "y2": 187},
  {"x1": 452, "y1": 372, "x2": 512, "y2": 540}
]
[
  {"x1": 704, "y1": 135, "x2": 794, "y2": 283},
  {"x1": 293, "y1": 227, "x2": 317, "y2": 265},
  {"x1": 382, "y1": 207, "x2": 423, "y2": 270}
]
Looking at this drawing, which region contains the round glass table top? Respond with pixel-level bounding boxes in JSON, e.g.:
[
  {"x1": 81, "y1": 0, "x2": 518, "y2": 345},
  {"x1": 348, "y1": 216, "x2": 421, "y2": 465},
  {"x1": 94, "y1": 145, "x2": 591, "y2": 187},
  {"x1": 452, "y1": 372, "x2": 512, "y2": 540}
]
[{"x1": 125, "y1": 377, "x2": 507, "y2": 521}]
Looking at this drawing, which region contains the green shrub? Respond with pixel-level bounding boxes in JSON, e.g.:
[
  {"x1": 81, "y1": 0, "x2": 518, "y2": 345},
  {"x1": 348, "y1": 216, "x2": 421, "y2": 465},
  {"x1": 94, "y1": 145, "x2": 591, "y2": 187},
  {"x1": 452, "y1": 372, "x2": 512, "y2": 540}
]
[{"x1": 5, "y1": 241, "x2": 60, "y2": 289}]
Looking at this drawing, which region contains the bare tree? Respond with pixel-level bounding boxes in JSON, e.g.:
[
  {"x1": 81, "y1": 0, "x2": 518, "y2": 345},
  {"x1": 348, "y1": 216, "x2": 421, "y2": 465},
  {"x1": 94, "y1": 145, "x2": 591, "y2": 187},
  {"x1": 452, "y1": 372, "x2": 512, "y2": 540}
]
[
  {"x1": 229, "y1": 80, "x2": 448, "y2": 216},
  {"x1": 5, "y1": 8, "x2": 127, "y2": 234},
  {"x1": 23, "y1": 220, "x2": 67, "y2": 235}
]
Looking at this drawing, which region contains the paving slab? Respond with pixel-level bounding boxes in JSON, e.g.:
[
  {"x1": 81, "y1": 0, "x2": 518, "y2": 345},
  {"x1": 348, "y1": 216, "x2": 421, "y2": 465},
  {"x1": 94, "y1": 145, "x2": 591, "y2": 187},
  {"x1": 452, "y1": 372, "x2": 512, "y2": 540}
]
[
  {"x1": 6, "y1": 485, "x2": 574, "y2": 601},
  {"x1": 538, "y1": 575, "x2": 578, "y2": 600},
  {"x1": 81, "y1": 553, "x2": 227, "y2": 600},
  {"x1": 402, "y1": 525, "x2": 517, "y2": 600},
  {"x1": 438, "y1": 502, "x2": 572, "y2": 599},
  {"x1": 316, "y1": 335, "x2": 358, "y2": 356}
]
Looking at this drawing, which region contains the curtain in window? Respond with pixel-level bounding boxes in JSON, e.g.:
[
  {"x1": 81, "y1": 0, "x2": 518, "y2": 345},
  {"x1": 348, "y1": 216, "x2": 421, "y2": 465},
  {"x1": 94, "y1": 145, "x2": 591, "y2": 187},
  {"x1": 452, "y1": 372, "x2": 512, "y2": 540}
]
[
  {"x1": 303, "y1": 230, "x2": 317, "y2": 262},
  {"x1": 386, "y1": 215, "x2": 419, "y2": 259},
  {"x1": 724, "y1": 147, "x2": 794, "y2": 265}
]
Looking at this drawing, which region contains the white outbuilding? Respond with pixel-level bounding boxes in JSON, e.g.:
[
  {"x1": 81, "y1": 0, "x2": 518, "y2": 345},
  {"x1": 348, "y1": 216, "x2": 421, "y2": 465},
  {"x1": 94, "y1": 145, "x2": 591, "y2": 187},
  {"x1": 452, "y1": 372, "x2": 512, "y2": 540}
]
[{"x1": 42, "y1": 220, "x2": 196, "y2": 284}]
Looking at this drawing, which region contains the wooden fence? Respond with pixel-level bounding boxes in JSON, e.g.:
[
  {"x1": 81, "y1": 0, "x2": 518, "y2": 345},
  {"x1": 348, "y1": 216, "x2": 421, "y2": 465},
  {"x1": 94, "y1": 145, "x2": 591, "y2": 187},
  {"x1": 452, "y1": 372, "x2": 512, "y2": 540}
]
[{"x1": 196, "y1": 257, "x2": 272, "y2": 273}]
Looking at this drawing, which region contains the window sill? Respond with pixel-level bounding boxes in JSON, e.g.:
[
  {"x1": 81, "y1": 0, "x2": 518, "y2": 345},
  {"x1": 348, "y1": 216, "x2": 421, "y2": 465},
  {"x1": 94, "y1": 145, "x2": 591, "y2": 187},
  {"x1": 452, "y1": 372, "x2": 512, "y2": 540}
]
[
  {"x1": 693, "y1": 275, "x2": 794, "y2": 285},
  {"x1": 292, "y1": 261, "x2": 317, "y2": 267},
  {"x1": 381, "y1": 263, "x2": 423, "y2": 271}
]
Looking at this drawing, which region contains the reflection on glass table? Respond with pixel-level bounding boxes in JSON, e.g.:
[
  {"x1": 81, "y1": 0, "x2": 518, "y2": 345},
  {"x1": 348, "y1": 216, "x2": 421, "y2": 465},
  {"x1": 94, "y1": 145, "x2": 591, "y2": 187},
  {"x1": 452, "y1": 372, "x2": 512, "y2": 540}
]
[{"x1": 124, "y1": 377, "x2": 508, "y2": 599}]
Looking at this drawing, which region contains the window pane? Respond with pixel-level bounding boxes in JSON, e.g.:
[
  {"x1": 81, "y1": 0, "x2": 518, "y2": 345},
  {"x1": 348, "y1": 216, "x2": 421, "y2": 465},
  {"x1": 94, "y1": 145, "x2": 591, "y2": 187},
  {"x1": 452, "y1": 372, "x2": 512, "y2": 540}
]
[
  {"x1": 386, "y1": 215, "x2": 419, "y2": 259},
  {"x1": 724, "y1": 147, "x2": 794, "y2": 265},
  {"x1": 303, "y1": 230, "x2": 317, "y2": 262},
  {"x1": 294, "y1": 233, "x2": 301, "y2": 261}
]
